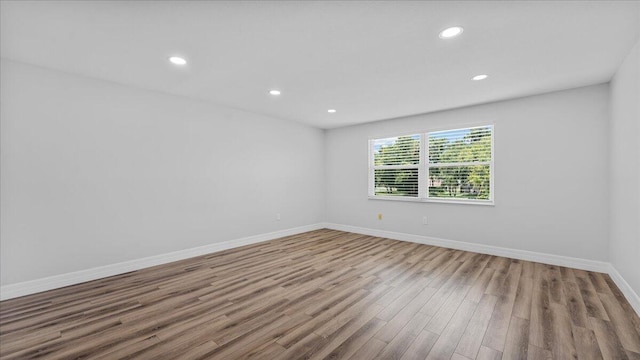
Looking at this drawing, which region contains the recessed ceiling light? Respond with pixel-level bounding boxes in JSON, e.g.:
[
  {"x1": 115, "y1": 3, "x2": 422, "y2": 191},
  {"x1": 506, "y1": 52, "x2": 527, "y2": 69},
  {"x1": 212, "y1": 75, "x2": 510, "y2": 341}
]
[
  {"x1": 472, "y1": 74, "x2": 488, "y2": 81},
  {"x1": 327, "y1": 109, "x2": 337, "y2": 113},
  {"x1": 439, "y1": 26, "x2": 463, "y2": 39},
  {"x1": 168, "y1": 56, "x2": 187, "y2": 65},
  {"x1": 269, "y1": 90, "x2": 281, "y2": 95}
]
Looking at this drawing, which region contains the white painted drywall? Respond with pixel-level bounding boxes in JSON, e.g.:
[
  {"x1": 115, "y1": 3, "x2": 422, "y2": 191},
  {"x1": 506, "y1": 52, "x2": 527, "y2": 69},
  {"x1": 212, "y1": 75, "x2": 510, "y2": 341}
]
[
  {"x1": 325, "y1": 84, "x2": 610, "y2": 261},
  {"x1": 1, "y1": 55, "x2": 632, "y2": 299},
  {"x1": 609, "y1": 40, "x2": 640, "y2": 297},
  {"x1": 0, "y1": 59, "x2": 325, "y2": 286}
]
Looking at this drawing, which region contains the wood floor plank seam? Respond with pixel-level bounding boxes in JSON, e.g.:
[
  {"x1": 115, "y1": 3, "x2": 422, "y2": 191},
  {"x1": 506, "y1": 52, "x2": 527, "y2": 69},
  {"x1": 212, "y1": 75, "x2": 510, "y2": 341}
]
[{"x1": 1, "y1": 229, "x2": 639, "y2": 359}]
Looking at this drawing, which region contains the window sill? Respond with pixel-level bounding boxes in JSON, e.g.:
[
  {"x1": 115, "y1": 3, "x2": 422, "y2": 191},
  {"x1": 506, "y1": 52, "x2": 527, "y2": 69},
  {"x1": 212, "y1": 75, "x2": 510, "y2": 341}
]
[{"x1": 367, "y1": 196, "x2": 495, "y2": 206}]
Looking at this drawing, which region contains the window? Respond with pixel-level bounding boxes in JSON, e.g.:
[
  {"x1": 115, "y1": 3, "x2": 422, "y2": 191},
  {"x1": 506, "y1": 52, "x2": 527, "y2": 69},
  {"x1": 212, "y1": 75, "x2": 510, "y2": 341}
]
[{"x1": 369, "y1": 125, "x2": 493, "y2": 204}]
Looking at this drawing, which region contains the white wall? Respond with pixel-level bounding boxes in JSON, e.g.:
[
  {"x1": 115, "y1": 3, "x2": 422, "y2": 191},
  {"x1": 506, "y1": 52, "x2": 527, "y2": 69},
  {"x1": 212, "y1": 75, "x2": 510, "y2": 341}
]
[
  {"x1": 0, "y1": 55, "x2": 630, "y2": 298},
  {"x1": 326, "y1": 84, "x2": 610, "y2": 261},
  {"x1": 0, "y1": 59, "x2": 325, "y2": 286},
  {"x1": 610, "y1": 40, "x2": 640, "y2": 296}
]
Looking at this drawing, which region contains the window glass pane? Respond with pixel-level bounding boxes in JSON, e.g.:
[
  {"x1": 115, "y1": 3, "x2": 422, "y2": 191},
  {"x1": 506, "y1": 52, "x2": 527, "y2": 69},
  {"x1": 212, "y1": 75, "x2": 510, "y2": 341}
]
[
  {"x1": 374, "y1": 168, "x2": 419, "y2": 197},
  {"x1": 429, "y1": 126, "x2": 492, "y2": 164},
  {"x1": 373, "y1": 135, "x2": 420, "y2": 165},
  {"x1": 428, "y1": 165, "x2": 491, "y2": 200}
]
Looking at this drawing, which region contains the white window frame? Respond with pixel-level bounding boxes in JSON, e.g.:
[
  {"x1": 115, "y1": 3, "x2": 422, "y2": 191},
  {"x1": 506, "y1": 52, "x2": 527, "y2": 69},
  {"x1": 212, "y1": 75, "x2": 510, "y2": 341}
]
[{"x1": 368, "y1": 124, "x2": 494, "y2": 205}]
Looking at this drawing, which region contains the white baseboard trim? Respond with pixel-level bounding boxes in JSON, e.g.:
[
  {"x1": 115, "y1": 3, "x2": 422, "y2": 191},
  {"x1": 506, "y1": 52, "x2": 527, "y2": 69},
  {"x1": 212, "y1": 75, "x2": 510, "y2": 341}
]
[
  {"x1": 0, "y1": 223, "x2": 324, "y2": 301},
  {"x1": 324, "y1": 223, "x2": 610, "y2": 272},
  {"x1": 3, "y1": 222, "x2": 639, "y2": 318},
  {"x1": 323, "y1": 222, "x2": 639, "y2": 316},
  {"x1": 607, "y1": 264, "x2": 640, "y2": 316}
]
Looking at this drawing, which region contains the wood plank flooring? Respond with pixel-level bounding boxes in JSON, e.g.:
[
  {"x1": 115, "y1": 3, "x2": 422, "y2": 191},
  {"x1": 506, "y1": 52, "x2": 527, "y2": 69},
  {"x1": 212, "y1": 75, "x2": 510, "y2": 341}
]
[{"x1": 1, "y1": 229, "x2": 639, "y2": 359}]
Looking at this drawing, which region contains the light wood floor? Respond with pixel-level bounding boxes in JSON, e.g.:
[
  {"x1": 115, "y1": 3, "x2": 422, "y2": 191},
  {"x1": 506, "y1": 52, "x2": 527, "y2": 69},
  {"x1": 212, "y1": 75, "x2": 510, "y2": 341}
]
[{"x1": 1, "y1": 229, "x2": 639, "y2": 359}]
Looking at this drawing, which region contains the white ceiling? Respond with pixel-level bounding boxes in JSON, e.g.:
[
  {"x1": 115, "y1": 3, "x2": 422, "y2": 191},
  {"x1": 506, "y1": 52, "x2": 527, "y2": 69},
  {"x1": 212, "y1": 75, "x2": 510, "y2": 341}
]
[{"x1": 1, "y1": 1, "x2": 639, "y2": 129}]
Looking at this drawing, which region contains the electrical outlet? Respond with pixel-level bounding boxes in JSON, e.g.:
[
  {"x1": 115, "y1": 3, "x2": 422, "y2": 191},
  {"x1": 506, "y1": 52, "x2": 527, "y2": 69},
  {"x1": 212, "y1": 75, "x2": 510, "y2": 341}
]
[
  {"x1": 378, "y1": 213, "x2": 383, "y2": 220},
  {"x1": 422, "y1": 216, "x2": 428, "y2": 225},
  {"x1": 276, "y1": 213, "x2": 281, "y2": 221}
]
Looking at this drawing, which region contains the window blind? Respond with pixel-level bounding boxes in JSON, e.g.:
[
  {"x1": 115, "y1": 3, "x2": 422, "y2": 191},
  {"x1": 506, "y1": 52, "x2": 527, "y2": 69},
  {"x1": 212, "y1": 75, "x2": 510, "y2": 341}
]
[
  {"x1": 428, "y1": 126, "x2": 492, "y2": 201},
  {"x1": 369, "y1": 125, "x2": 493, "y2": 204},
  {"x1": 372, "y1": 135, "x2": 420, "y2": 197}
]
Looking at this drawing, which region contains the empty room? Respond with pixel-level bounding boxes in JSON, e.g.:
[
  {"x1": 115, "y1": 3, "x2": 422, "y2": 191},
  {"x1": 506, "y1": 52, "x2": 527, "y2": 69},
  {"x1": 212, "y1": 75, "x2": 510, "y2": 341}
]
[{"x1": 1, "y1": 1, "x2": 639, "y2": 359}]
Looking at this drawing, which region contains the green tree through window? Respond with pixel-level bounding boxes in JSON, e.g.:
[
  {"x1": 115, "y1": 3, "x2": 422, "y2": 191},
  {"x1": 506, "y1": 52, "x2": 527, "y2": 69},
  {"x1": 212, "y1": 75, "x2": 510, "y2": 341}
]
[
  {"x1": 370, "y1": 126, "x2": 493, "y2": 203},
  {"x1": 429, "y1": 126, "x2": 492, "y2": 200},
  {"x1": 373, "y1": 135, "x2": 420, "y2": 197}
]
